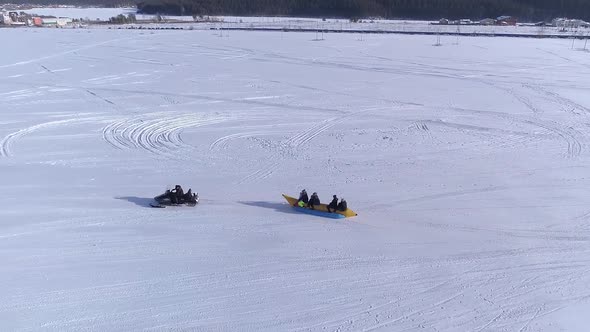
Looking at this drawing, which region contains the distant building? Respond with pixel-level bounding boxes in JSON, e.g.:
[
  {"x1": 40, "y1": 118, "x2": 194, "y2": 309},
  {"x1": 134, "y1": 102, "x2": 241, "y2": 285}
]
[
  {"x1": 552, "y1": 18, "x2": 564, "y2": 27},
  {"x1": 480, "y1": 18, "x2": 495, "y2": 25},
  {"x1": 57, "y1": 17, "x2": 73, "y2": 27},
  {"x1": 41, "y1": 17, "x2": 58, "y2": 26},
  {"x1": 0, "y1": 11, "x2": 33, "y2": 25},
  {"x1": 38, "y1": 17, "x2": 72, "y2": 27},
  {"x1": 0, "y1": 12, "x2": 11, "y2": 24},
  {"x1": 552, "y1": 18, "x2": 590, "y2": 29},
  {"x1": 439, "y1": 18, "x2": 449, "y2": 25},
  {"x1": 497, "y1": 16, "x2": 517, "y2": 26}
]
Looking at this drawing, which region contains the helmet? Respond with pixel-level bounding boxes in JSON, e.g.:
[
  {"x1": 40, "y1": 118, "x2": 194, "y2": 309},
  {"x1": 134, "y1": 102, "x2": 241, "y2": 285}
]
[
  {"x1": 313, "y1": 192, "x2": 317, "y2": 195},
  {"x1": 333, "y1": 195, "x2": 337, "y2": 198}
]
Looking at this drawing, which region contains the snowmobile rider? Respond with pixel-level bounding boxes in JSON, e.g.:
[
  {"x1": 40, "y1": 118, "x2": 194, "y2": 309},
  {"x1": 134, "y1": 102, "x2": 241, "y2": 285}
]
[
  {"x1": 170, "y1": 185, "x2": 184, "y2": 204},
  {"x1": 337, "y1": 198, "x2": 347, "y2": 211},
  {"x1": 184, "y1": 188, "x2": 195, "y2": 203},
  {"x1": 327, "y1": 195, "x2": 339, "y2": 213},
  {"x1": 297, "y1": 189, "x2": 309, "y2": 207},
  {"x1": 308, "y1": 192, "x2": 320, "y2": 209}
]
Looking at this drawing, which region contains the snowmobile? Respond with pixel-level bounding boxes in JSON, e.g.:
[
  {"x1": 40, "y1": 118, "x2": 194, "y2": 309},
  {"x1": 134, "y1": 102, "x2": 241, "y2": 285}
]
[{"x1": 150, "y1": 187, "x2": 199, "y2": 208}]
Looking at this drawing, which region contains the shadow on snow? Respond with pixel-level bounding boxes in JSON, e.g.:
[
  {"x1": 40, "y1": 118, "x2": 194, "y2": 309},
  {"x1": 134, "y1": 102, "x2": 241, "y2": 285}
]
[
  {"x1": 238, "y1": 201, "x2": 300, "y2": 215},
  {"x1": 115, "y1": 196, "x2": 154, "y2": 207}
]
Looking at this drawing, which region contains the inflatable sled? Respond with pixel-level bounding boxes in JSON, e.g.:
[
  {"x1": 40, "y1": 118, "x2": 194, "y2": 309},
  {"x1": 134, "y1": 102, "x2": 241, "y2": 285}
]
[{"x1": 282, "y1": 194, "x2": 358, "y2": 218}]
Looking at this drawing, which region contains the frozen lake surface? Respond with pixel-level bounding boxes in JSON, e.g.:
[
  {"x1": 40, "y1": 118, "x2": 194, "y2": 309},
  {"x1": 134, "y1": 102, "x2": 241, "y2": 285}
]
[
  {"x1": 0, "y1": 28, "x2": 589, "y2": 331},
  {"x1": 23, "y1": 7, "x2": 136, "y2": 20}
]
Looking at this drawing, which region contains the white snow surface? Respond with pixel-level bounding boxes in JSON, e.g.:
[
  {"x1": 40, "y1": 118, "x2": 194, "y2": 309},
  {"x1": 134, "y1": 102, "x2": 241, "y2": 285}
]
[
  {"x1": 23, "y1": 7, "x2": 136, "y2": 20},
  {"x1": 130, "y1": 16, "x2": 589, "y2": 38},
  {"x1": 1, "y1": 28, "x2": 590, "y2": 331}
]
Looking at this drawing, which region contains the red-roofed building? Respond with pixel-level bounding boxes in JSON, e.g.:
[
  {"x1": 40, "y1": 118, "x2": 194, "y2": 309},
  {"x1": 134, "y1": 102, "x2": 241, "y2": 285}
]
[{"x1": 497, "y1": 16, "x2": 517, "y2": 26}]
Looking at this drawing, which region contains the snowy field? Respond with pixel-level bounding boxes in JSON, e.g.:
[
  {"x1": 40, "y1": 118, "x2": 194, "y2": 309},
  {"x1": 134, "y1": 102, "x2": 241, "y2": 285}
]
[
  {"x1": 130, "y1": 16, "x2": 587, "y2": 38},
  {"x1": 193, "y1": 17, "x2": 587, "y2": 38},
  {"x1": 23, "y1": 7, "x2": 136, "y2": 20},
  {"x1": 1, "y1": 28, "x2": 590, "y2": 331},
  {"x1": 16, "y1": 6, "x2": 589, "y2": 37}
]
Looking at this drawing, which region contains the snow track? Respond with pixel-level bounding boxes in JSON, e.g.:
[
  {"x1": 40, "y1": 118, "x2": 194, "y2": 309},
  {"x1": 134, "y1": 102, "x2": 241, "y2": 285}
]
[
  {"x1": 209, "y1": 131, "x2": 286, "y2": 151},
  {"x1": 526, "y1": 84, "x2": 590, "y2": 115},
  {"x1": 0, "y1": 117, "x2": 106, "y2": 157},
  {"x1": 101, "y1": 112, "x2": 230, "y2": 156},
  {"x1": 238, "y1": 107, "x2": 384, "y2": 184},
  {"x1": 446, "y1": 107, "x2": 585, "y2": 158},
  {"x1": 0, "y1": 36, "x2": 133, "y2": 69},
  {"x1": 236, "y1": 117, "x2": 342, "y2": 184},
  {"x1": 283, "y1": 117, "x2": 340, "y2": 148},
  {"x1": 3, "y1": 29, "x2": 590, "y2": 332}
]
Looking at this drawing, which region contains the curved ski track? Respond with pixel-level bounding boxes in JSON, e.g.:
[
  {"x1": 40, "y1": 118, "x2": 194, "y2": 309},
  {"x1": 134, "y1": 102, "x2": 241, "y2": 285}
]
[
  {"x1": 237, "y1": 117, "x2": 341, "y2": 184},
  {"x1": 101, "y1": 113, "x2": 229, "y2": 156},
  {"x1": 521, "y1": 118, "x2": 583, "y2": 158},
  {"x1": 463, "y1": 78, "x2": 590, "y2": 158},
  {"x1": 0, "y1": 117, "x2": 107, "y2": 158},
  {"x1": 525, "y1": 84, "x2": 590, "y2": 115},
  {"x1": 238, "y1": 107, "x2": 384, "y2": 184},
  {"x1": 209, "y1": 130, "x2": 287, "y2": 151},
  {"x1": 450, "y1": 107, "x2": 584, "y2": 158}
]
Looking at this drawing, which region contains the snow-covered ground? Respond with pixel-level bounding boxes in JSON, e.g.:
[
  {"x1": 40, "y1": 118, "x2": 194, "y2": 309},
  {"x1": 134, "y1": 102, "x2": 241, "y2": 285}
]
[
  {"x1": 132, "y1": 15, "x2": 589, "y2": 38},
  {"x1": 201, "y1": 17, "x2": 587, "y2": 37},
  {"x1": 1, "y1": 28, "x2": 590, "y2": 331},
  {"x1": 23, "y1": 7, "x2": 136, "y2": 20},
  {"x1": 16, "y1": 7, "x2": 590, "y2": 38}
]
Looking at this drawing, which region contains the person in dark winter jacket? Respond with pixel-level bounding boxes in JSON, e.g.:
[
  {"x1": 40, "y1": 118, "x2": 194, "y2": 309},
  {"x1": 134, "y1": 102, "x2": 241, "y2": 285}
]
[
  {"x1": 297, "y1": 189, "x2": 309, "y2": 206},
  {"x1": 308, "y1": 192, "x2": 320, "y2": 209},
  {"x1": 184, "y1": 188, "x2": 196, "y2": 203},
  {"x1": 337, "y1": 198, "x2": 347, "y2": 211},
  {"x1": 327, "y1": 195, "x2": 339, "y2": 213},
  {"x1": 170, "y1": 185, "x2": 184, "y2": 204}
]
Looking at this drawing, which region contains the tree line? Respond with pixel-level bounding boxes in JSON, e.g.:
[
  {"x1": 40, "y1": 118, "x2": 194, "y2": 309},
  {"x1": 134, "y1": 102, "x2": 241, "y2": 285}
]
[{"x1": 135, "y1": 0, "x2": 590, "y2": 21}]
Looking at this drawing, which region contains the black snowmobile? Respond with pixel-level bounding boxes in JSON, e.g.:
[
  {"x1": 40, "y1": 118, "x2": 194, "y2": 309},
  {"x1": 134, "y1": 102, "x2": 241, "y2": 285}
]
[{"x1": 150, "y1": 185, "x2": 199, "y2": 208}]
